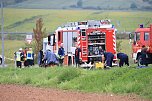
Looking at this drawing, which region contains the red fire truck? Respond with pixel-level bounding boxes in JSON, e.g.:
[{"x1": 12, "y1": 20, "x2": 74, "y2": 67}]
[
  {"x1": 43, "y1": 20, "x2": 117, "y2": 66},
  {"x1": 132, "y1": 24, "x2": 152, "y2": 66}
]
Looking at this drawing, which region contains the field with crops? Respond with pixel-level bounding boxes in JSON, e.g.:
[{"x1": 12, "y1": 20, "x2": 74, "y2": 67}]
[{"x1": 3, "y1": 8, "x2": 152, "y2": 33}]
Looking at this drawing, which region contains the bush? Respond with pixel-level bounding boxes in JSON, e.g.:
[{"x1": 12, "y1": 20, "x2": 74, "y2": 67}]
[{"x1": 57, "y1": 68, "x2": 80, "y2": 83}]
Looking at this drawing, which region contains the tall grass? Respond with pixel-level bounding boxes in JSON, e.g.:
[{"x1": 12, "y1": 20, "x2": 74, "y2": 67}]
[{"x1": 0, "y1": 66, "x2": 152, "y2": 99}]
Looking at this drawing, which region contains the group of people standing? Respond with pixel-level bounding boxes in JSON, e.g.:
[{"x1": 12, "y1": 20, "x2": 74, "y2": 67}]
[
  {"x1": 14, "y1": 47, "x2": 34, "y2": 68},
  {"x1": 14, "y1": 43, "x2": 130, "y2": 68}
]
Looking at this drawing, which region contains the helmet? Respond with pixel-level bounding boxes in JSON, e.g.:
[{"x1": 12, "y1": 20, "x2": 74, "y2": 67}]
[{"x1": 19, "y1": 48, "x2": 22, "y2": 51}]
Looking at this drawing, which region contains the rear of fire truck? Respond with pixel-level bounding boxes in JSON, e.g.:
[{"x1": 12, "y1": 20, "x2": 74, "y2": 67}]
[
  {"x1": 43, "y1": 20, "x2": 117, "y2": 68},
  {"x1": 132, "y1": 24, "x2": 152, "y2": 66},
  {"x1": 79, "y1": 20, "x2": 117, "y2": 68}
]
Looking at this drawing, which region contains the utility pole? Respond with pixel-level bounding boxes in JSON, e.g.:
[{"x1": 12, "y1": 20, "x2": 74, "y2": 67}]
[{"x1": 1, "y1": 0, "x2": 5, "y2": 67}]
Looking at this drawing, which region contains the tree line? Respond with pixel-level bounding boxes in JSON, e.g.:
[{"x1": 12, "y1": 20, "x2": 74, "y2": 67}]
[
  {"x1": 1, "y1": 0, "x2": 152, "y2": 10},
  {"x1": 0, "y1": 0, "x2": 27, "y2": 7}
]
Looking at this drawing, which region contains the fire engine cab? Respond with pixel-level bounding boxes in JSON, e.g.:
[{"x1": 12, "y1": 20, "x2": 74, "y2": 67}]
[
  {"x1": 43, "y1": 20, "x2": 117, "y2": 67},
  {"x1": 132, "y1": 24, "x2": 152, "y2": 66}
]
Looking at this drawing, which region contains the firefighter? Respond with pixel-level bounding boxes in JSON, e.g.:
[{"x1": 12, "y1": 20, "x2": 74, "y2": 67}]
[
  {"x1": 102, "y1": 52, "x2": 114, "y2": 67},
  {"x1": 58, "y1": 43, "x2": 65, "y2": 66},
  {"x1": 23, "y1": 47, "x2": 29, "y2": 67},
  {"x1": 26, "y1": 48, "x2": 34, "y2": 66},
  {"x1": 117, "y1": 53, "x2": 129, "y2": 67},
  {"x1": 14, "y1": 48, "x2": 24, "y2": 68},
  {"x1": 0, "y1": 55, "x2": 2, "y2": 65},
  {"x1": 38, "y1": 49, "x2": 44, "y2": 67},
  {"x1": 43, "y1": 49, "x2": 59, "y2": 67},
  {"x1": 140, "y1": 45, "x2": 149, "y2": 66},
  {"x1": 75, "y1": 44, "x2": 81, "y2": 67}
]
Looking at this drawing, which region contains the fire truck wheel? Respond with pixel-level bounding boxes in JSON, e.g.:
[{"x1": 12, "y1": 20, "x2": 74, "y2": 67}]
[{"x1": 137, "y1": 55, "x2": 142, "y2": 66}]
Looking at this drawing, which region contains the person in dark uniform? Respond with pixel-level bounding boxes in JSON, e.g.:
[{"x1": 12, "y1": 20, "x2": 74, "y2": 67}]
[
  {"x1": 102, "y1": 52, "x2": 114, "y2": 67},
  {"x1": 38, "y1": 50, "x2": 43, "y2": 67},
  {"x1": 23, "y1": 47, "x2": 29, "y2": 67},
  {"x1": 0, "y1": 56, "x2": 2, "y2": 65},
  {"x1": 141, "y1": 45, "x2": 149, "y2": 66},
  {"x1": 26, "y1": 48, "x2": 34, "y2": 66},
  {"x1": 117, "y1": 53, "x2": 129, "y2": 67},
  {"x1": 75, "y1": 45, "x2": 81, "y2": 67},
  {"x1": 58, "y1": 43, "x2": 65, "y2": 66}
]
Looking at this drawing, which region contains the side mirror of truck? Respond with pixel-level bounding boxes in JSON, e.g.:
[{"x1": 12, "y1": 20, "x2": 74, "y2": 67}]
[{"x1": 128, "y1": 33, "x2": 134, "y2": 44}]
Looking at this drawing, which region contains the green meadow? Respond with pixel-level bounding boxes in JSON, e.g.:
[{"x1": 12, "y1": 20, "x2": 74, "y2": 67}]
[
  {"x1": 0, "y1": 40, "x2": 25, "y2": 63},
  {"x1": 0, "y1": 67, "x2": 152, "y2": 100},
  {"x1": 3, "y1": 8, "x2": 152, "y2": 32}
]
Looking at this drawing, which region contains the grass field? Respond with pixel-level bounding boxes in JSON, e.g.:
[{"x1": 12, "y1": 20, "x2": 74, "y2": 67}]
[
  {"x1": 3, "y1": 8, "x2": 152, "y2": 32},
  {"x1": 0, "y1": 40, "x2": 25, "y2": 64},
  {"x1": 0, "y1": 66, "x2": 152, "y2": 100}
]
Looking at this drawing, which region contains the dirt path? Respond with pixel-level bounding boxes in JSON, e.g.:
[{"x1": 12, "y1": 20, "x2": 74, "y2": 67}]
[{"x1": 0, "y1": 84, "x2": 150, "y2": 101}]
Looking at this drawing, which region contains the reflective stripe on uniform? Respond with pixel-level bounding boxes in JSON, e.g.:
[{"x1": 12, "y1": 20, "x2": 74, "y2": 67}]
[
  {"x1": 57, "y1": 54, "x2": 64, "y2": 59},
  {"x1": 16, "y1": 52, "x2": 21, "y2": 61},
  {"x1": 27, "y1": 51, "x2": 33, "y2": 60}
]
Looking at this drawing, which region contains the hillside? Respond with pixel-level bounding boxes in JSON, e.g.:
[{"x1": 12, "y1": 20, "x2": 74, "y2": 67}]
[
  {"x1": 3, "y1": 8, "x2": 152, "y2": 33},
  {"x1": 4, "y1": 0, "x2": 151, "y2": 10}
]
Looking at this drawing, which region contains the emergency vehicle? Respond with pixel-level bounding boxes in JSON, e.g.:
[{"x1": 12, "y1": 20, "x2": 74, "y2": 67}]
[
  {"x1": 132, "y1": 24, "x2": 152, "y2": 66},
  {"x1": 43, "y1": 20, "x2": 117, "y2": 67}
]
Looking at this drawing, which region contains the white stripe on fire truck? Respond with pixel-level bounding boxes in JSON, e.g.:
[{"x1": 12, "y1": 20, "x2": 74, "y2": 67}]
[{"x1": 112, "y1": 34, "x2": 116, "y2": 51}]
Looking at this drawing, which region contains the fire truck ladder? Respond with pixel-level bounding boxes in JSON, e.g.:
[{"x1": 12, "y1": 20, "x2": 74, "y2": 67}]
[{"x1": 82, "y1": 46, "x2": 87, "y2": 57}]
